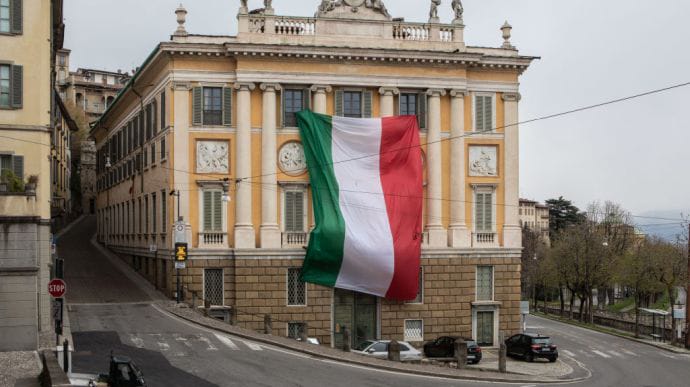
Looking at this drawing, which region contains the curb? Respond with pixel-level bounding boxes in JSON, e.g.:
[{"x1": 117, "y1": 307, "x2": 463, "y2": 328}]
[
  {"x1": 533, "y1": 312, "x2": 690, "y2": 355},
  {"x1": 159, "y1": 304, "x2": 588, "y2": 385}
]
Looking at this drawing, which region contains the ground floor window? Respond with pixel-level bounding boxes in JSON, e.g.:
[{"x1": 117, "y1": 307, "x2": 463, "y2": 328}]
[
  {"x1": 404, "y1": 319, "x2": 424, "y2": 342},
  {"x1": 287, "y1": 322, "x2": 307, "y2": 340},
  {"x1": 204, "y1": 268, "x2": 224, "y2": 306}
]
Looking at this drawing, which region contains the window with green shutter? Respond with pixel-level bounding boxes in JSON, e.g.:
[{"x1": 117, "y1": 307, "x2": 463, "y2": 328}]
[
  {"x1": 0, "y1": 64, "x2": 10, "y2": 108},
  {"x1": 202, "y1": 190, "x2": 223, "y2": 231},
  {"x1": 282, "y1": 88, "x2": 308, "y2": 127},
  {"x1": 475, "y1": 190, "x2": 493, "y2": 232},
  {"x1": 222, "y1": 87, "x2": 232, "y2": 126},
  {"x1": 476, "y1": 266, "x2": 493, "y2": 301},
  {"x1": 474, "y1": 95, "x2": 493, "y2": 132},
  {"x1": 284, "y1": 190, "x2": 305, "y2": 232},
  {"x1": 0, "y1": 0, "x2": 10, "y2": 33},
  {"x1": 10, "y1": 0, "x2": 20, "y2": 34}
]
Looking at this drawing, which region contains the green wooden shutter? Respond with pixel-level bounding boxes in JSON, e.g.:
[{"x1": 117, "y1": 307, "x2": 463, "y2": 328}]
[
  {"x1": 483, "y1": 96, "x2": 493, "y2": 131},
  {"x1": 285, "y1": 192, "x2": 295, "y2": 232},
  {"x1": 475, "y1": 95, "x2": 484, "y2": 131},
  {"x1": 363, "y1": 90, "x2": 373, "y2": 118},
  {"x1": 11, "y1": 65, "x2": 22, "y2": 108},
  {"x1": 192, "y1": 87, "x2": 203, "y2": 126},
  {"x1": 334, "y1": 90, "x2": 343, "y2": 117},
  {"x1": 160, "y1": 91, "x2": 166, "y2": 130},
  {"x1": 203, "y1": 191, "x2": 213, "y2": 231},
  {"x1": 417, "y1": 93, "x2": 427, "y2": 130},
  {"x1": 294, "y1": 191, "x2": 304, "y2": 232},
  {"x1": 12, "y1": 155, "x2": 23, "y2": 180},
  {"x1": 212, "y1": 191, "x2": 222, "y2": 230},
  {"x1": 152, "y1": 100, "x2": 158, "y2": 136},
  {"x1": 222, "y1": 87, "x2": 232, "y2": 126},
  {"x1": 139, "y1": 111, "x2": 145, "y2": 143},
  {"x1": 10, "y1": 0, "x2": 22, "y2": 34}
]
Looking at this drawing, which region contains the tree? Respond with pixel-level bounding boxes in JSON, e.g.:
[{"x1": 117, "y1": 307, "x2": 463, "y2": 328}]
[
  {"x1": 545, "y1": 196, "x2": 584, "y2": 237},
  {"x1": 653, "y1": 238, "x2": 687, "y2": 345}
]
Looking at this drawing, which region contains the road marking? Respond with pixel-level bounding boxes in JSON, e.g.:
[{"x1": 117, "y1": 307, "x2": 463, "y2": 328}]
[
  {"x1": 562, "y1": 350, "x2": 576, "y2": 357},
  {"x1": 578, "y1": 349, "x2": 594, "y2": 358},
  {"x1": 607, "y1": 350, "x2": 624, "y2": 358},
  {"x1": 129, "y1": 334, "x2": 144, "y2": 349},
  {"x1": 173, "y1": 333, "x2": 193, "y2": 348},
  {"x1": 157, "y1": 341, "x2": 170, "y2": 351},
  {"x1": 214, "y1": 334, "x2": 240, "y2": 351},
  {"x1": 591, "y1": 349, "x2": 611, "y2": 358},
  {"x1": 658, "y1": 352, "x2": 677, "y2": 359},
  {"x1": 242, "y1": 341, "x2": 263, "y2": 351},
  {"x1": 621, "y1": 349, "x2": 638, "y2": 356},
  {"x1": 197, "y1": 334, "x2": 219, "y2": 351},
  {"x1": 525, "y1": 326, "x2": 544, "y2": 329}
]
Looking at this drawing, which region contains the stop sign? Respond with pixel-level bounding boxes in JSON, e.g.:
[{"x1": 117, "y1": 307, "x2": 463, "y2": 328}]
[{"x1": 48, "y1": 279, "x2": 66, "y2": 298}]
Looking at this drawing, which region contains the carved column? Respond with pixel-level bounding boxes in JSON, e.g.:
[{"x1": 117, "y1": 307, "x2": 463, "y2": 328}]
[
  {"x1": 425, "y1": 88, "x2": 447, "y2": 247},
  {"x1": 448, "y1": 89, "x2": 470, "y2": 247},
  {"x1": 503, "y1": 92, "x2": 521, "y2": 248},
  {"x1": 234, "y1": 82, "x2": 256, "y2": 248},
  {"x1": 260, "y1": 83, "x2": 281, "y2": 248},
  {"x1": 310, "y1": 85, "x2": 332, "y2": 114},
  {"x1": 378, "y1": 87, "x2": 399, "y2": 117}
]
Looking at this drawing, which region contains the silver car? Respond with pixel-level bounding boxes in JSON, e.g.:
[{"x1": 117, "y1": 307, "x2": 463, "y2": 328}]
[{"x1": 352, "y1": 340, "x2": 423, "y2": 361}]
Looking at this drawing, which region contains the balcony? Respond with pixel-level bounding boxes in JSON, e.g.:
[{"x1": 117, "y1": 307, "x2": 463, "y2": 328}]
[
  {"x1": 282, "y1": 232, "x2": 309, "y2": 248},
  {"x1": 472, "y1": 232, "x2": 499, "y2": 248},
  {"x1": 199, "y1": 231, "x2": 227, "y2": 249}
]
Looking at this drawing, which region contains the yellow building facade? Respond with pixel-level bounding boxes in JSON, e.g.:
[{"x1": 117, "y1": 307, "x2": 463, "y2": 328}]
[
  {"x1": 0, "y1": 0, "x2": 64, "y2": 350},
  {"x1": 94, "y1": 2, "x2": 535, "y2": 348}
]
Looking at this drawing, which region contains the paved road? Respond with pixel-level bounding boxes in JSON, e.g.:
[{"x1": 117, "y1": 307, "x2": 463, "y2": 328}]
[
  {"x1": 60, "y1": 217, "x2": 690, "y2": 386},
  {"x1": 526, "y1": 314, "x2": 690, "y2": 387}
]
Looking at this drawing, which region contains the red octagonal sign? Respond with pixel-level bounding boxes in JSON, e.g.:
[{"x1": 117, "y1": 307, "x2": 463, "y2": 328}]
[{"x1": 48, "y1": 279, "x2": 66, "y2": 298}]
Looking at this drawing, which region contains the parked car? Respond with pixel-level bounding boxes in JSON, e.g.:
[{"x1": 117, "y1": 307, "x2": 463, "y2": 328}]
[
  {"x1": 422, "y1": 336, "x2": 483, "y2": 364},
  {"x1": 352, "y1": 340, "x2": 423, "y2": 362},
  {"x1": 505, "y1": 333, "x2": 558, "y2": 363}
]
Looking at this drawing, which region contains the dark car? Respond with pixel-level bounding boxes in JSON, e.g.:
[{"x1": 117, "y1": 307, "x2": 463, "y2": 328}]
[
  {"x1": 505, "y1": 333, "x2": 558, "y2": 363},
  {"x1": 423, "y1": 336, "x2": 482, "y2": 364}
]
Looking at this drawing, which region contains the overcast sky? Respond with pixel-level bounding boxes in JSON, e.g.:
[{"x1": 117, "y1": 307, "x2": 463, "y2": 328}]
[{"x1": 64, "y1": 0, "x2": 690, "y2": 229}]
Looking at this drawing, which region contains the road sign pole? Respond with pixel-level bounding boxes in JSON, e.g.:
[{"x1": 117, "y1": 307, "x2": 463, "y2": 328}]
[{"x1": 176, "y1": 267, "x2": 180, "y2": 304}]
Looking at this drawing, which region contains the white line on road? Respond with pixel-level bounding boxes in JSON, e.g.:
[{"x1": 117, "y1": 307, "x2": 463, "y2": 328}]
[
  {"x1": 578, "y1": 350, "x2": 594, "y2": 358},
  {"x1": 591, "y1": 350, "x2": 611, "y2": 358},
  {"x1": 607, "y1": 350, "x2": 624, "y2": 358},
  {"x1": 214, "y1": 334, "x2": 240, "y2": 351},
  {"x1": 129, "y1": 334, "x2": 144, "y2": 349},
  {"x1": 197, "y1": 335, "x2": 219, "y2": 351},
  {"x1": 157, "y1": 341, "x2": 170, "y2": 351},
  {"x1": 658, "y1": 352, "x2": 677, "y2": 359},
  {"x1": 242, "y1": 341, "x2": 263, "y2": 351},
  {"x1": 562, "y1": 350, "x2": 576, "y2": 357},
  {"x1": 621, "y1": 349, "x2": 638, "y2": 357}
]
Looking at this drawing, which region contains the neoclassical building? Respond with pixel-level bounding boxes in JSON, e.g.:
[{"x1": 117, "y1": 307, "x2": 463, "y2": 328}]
[{"x1": 93, "y1": 1, "x2": 536, "y2": 348}]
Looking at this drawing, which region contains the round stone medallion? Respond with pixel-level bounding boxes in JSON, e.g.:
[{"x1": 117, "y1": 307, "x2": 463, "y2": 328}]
[{"x1": 278, "y1": 141, "x2": 307, "y2": 176}]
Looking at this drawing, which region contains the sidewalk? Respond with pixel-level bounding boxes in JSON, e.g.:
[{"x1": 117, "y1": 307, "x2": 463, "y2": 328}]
[
  {"x1": 0, "y1": 351, "x2": 42, "y2": 387},
  {"x1": 534, "y1": 312, "x2": 690, "y2": 355}
]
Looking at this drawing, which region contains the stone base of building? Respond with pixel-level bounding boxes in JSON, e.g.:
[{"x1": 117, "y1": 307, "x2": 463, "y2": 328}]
[{"x1": 112, "y1": 244, "x2": 522, "y2": 349}]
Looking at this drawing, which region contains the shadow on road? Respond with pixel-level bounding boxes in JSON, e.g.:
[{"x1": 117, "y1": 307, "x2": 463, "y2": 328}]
[{"x1": 72, "y1": 331, "x2": 217, "y2": 387}]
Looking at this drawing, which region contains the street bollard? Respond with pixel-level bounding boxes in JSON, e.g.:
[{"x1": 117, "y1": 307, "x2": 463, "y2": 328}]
[
  {"x1": 264, "y1": 314, "x2": 272, "y2": 335},
  {"x1": 454, "y1": 340, "x2": 467, "y2": 369},
  {"x1": 387, "y1": 339, "x2": 401, "y2": 362},
  {"x1": 499, "y1": 342, "x2": 507, "y2": 373},
  {"x1": 229, "y1": 308, "x2": 237, "y2": 326},
  {"x1": 299, "y1": 323, "x2": 308, "y2": 343},
  {"x1": 342, "y1": 326, "x2": 351, "y2": 352},
  {"x1": 63, "y1": 339, "x2": 69, "y2": 373}
]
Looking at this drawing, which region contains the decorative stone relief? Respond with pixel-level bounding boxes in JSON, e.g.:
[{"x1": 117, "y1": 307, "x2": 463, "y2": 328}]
[
  {"x1": 317, "y1": 0, "x2": 391, "y2": 20},
  {"x1": 469, "y1": 146, "x2": 498, "y2": 177},
  {"x1": 197, "y1": 141, "x2": 229, "y2": 174},
  {"x1": 279, "y1": 141, "x2": 307, "y2": 176}
]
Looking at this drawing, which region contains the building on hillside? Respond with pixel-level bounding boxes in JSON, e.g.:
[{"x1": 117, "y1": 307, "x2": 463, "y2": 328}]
[
  {"x1": 0, "y1": 0, "x2": 65, "y2": 351},
  {"x1": 92, "y1": 1, "x2": 536, "y2": 348},
  {"x1": 52, "y1": 94, "x2": 79, "y2": 227},
  {"x1": 519, "y1": 199, "x2": 550, "y2": 244}
]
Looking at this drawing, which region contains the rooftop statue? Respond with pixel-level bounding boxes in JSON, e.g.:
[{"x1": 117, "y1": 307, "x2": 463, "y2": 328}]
[
  {"x1": 317, "y1": 0, "x2": 391, "y2": 19},
  {"x1": 429, "y1": 0, "x2": 441, "y2": 21},
  {"x1": 451, "y1": 0, "x2": 463, "y2": 21}
]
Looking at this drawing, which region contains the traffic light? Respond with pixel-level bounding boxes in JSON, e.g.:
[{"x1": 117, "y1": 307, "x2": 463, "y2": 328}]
[{"x1": 175, "y1": 243, "x2": 188, "y2": 262}]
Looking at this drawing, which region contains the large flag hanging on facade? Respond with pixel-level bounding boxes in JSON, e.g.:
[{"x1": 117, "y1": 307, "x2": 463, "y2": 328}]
[{"x1": 296, "y1": 110, "x2": 423, "y2": 301}]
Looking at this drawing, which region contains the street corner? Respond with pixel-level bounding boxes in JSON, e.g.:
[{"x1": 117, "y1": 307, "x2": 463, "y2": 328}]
[
  {"x1": 469, "y1": 348, "x2": 575, "y2": 378},
  {"x1": 0, "y1": 351, "x2": 42, "y2": 387}
]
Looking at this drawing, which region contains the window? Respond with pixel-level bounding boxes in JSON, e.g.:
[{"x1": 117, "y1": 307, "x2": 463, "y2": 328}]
[
  {"x1": 0, "y1": 0, "x2": 10, "y2": 33},
  {"x1": 474, "y1": 189, "x2": 494, "y2": 232},
  {"x1": 283, "y1": 190, "x2": 305, "y2": 233},
  {"x1": 0, "y1": 64, "x2": 10, "y2": 107},
  {"x1": 160, "y1": 137, "x2": 166, "y2": 160},
  {"x1": 288, "y1": 322, "x2": 306, "y2": 339},
  {"x1": 343, "y1": 91, "x2": 362, "y2": 118},
  {"x1": 160, "y1": 190, "x2": 167, "y2": 233},
  {"x1": 143, "y1": 147, "x2": 148, "y2": 168},
  {"x1": 144, "y1": 195, "x2": 149, "y2": 234},
  {"x1": 407, "y1": 268, "x2": 424, "y2": 304},
  {"x1": 150, "y1": 143, "x2": 156, "y2": 164},
  {"x1": 283, "y1": 89, "x2": 305, "y2": 127},
  {"x1": 151, "y1": 193, "x2": 157, "y2": 234},
  {"x1": 202, "y1": 190, "x2": 223, "y2": 231},
  {"x1": 476, "y1": 266, "x2": 494, "y2": 301},
  {"x1": 474, "y1": 94, "x2": 494, "y2": 132},
  {"x1": 0, "y1": 154, "x2": 22, "y2": 179},
  {"x1": 404, "y1": 320, "x2": 423, "y2": 342},
  {"x1": 160, "y1": 91, "x2": 166, "y2": 130},
  {"x1": 287, "y1": 267, "x2": 306, "y2": 306},
  {"x1": 204, "y1": 268, "x2": 224, "y2": 306},
  {"x1": 203, "y1": 87, "x2": 222, "y2": 125},
  {"x1": 400, "y1": 93, "x2": 426, "y2": 129}
]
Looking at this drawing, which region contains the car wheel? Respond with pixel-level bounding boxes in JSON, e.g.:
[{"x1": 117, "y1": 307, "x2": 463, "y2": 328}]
[
  {"x1": 549, "y1": 356, "x2": 557, "y2": 363},
  {"x1": 525, "y1": 353, "x2": 534, "y2": 363}
]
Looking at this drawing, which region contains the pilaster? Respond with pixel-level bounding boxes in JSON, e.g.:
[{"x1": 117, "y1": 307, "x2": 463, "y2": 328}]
[
  {"x1": 310, "y1": 85, "x2": 332, "y2": 114},
  {"x1": 448, "y1": 89, "x2": 470, "y2": 247},
  {"x1": 425, "y1": 88, "x2": 447, "y2": 247},
  {"x1": 172, "y1": 82, "x2": 192, "y2": 224},
  {"x1": 502, "y1": 92, "x2": 521, "y2": 248},
  {"x1": 378, "y1": 87, "x2": 399, "y2": 117},
  {"x1": 260, "y1": 83, "x2": 282, "y2": 248},
  {"x1": 234, "y1": 82, "x2": 256, "y2": 248}
]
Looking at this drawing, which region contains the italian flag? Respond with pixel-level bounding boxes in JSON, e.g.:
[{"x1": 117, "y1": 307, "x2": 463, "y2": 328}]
[{"x1": 296, "y1": 110, "x2": 423, "y2": 301}]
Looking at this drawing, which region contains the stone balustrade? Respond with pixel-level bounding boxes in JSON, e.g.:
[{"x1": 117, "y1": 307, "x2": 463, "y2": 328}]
[
  {"x1": 392, "y1": 22, "x2": 430, "y2": 41},
  {"x1": 274, "y1": 16, "x2": 316, "y2": 36},
  {"x1": 472, "y1": 232, "x2": 498, "y2": 247},
  {"x1": 199, "y1": 232, "x2": 227, "y2": 248},
  {"x1": 282, "y1": 232, "x2": 309, "y2": 247}
]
